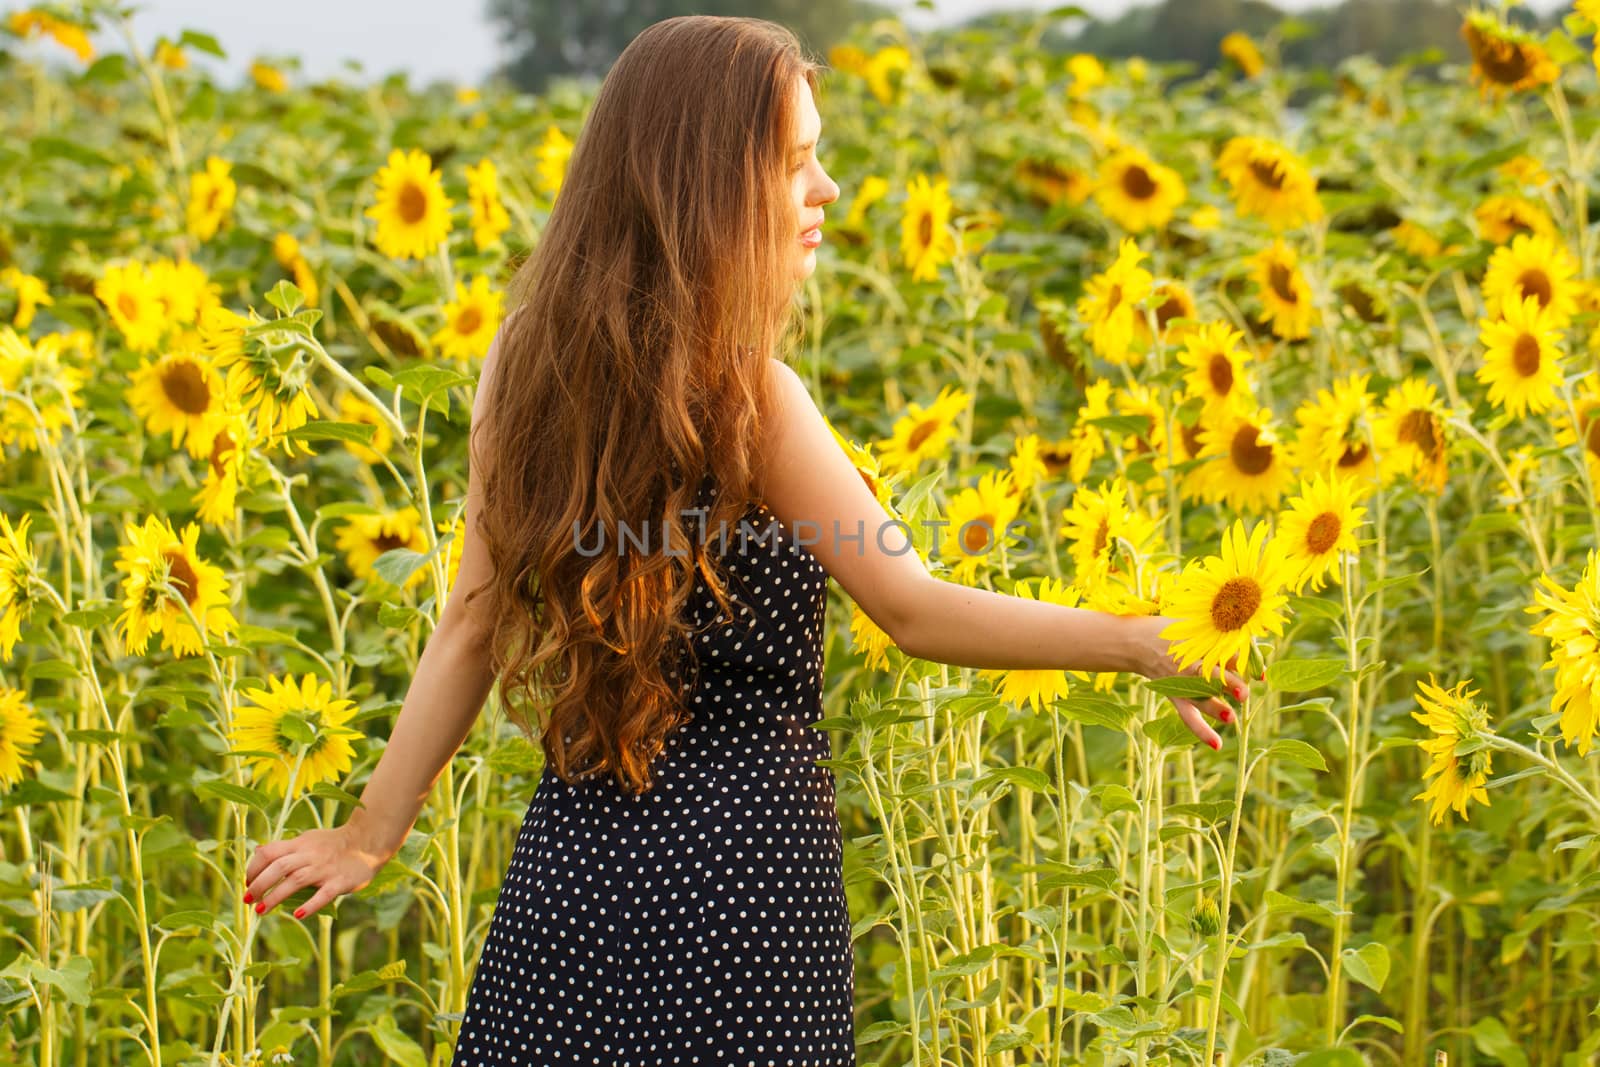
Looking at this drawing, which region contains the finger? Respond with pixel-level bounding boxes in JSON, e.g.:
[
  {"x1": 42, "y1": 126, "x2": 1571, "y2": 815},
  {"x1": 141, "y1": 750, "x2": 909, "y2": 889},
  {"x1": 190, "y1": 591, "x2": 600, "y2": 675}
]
[
  {"x1": 1202, "y1": 696, "x2": 1235, "y2": 726},
  {"x1": 1175, "y1": 700, "x2": 1222, "y2": 750},
  {"x1": 247, "y1": 852, "x2": 306, "y2": 908},
  {"x1": 1222, "y1": 669, "x2": 1249, "y2": 698},
  {"x1": 259, "y1": 861, "x2": 314, "y2": 914},
  {"x1": 244, "y1": 840, "x2": 282, "y2": 883},
  {"x1": 293, "y1": 882, "x2": 339, "y2": 922}
]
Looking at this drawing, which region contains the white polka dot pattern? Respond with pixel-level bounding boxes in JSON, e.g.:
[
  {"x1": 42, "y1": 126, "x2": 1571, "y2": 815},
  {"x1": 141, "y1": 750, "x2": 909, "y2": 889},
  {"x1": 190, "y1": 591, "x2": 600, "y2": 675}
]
[{"x1": 449, "y1": 474, "x2": 854, "y2": 1065}]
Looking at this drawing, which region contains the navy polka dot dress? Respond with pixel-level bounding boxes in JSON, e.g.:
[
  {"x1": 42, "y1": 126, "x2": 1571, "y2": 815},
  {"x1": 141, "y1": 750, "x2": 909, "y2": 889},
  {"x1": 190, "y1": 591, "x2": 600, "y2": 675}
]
[{"x1": 450, "y1": 475, "x2": 855, "y2": 1065}]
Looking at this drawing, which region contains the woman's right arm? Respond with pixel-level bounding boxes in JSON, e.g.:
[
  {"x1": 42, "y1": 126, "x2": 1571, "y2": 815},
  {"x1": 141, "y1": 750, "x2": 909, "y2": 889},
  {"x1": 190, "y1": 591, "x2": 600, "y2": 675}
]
[{"x1": 243, "y1": 322, "x2": 511, "y2": 920}]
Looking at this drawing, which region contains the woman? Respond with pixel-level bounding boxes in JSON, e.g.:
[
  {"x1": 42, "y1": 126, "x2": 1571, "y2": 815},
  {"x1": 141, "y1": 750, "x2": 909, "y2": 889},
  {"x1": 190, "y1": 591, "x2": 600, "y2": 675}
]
[{"x1": 242, "y1": 15, "x2": 1247, "y2": 1065}]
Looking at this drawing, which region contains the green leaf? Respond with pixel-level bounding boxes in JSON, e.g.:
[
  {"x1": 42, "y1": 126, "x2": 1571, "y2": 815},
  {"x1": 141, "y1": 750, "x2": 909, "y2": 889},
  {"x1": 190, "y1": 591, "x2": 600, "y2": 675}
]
[
  {"x1": 264, "y1": 280, "x2": 306, "y2": 315},
  {"x1": 1342, "y1": 941, "x2": 1390, "y2": 993},
  {"x1": 976, "y1": 766, "x2": 1051, "y2": 793},
  {"x1": 287, "y1": 420, "x2": 378, "y2": 446},
  {"x1": 1057, "y1": 694, "x2": 1136, "y2": 732},
  {"x1": 1141, "y1": 710, "x2": 1199, "y2": 749},
  {"x1": 1470, "y1": 1016, "x2": 1530, "y2": 1067},
  {"x1": 179, "y1": 30, "x2": 227, "y2": 58},
  {"x1": 1094, "y1": 783, "x2": 1138, "y2": 815},
  {"x1": 1294, "y1": 1051, "x2": 1367, "y2": 1067},
  {"x1": 367, "y1": 1016, "x2": 428, "y2": 1067},
  {"x1": 1142, "y1": 675, "x2": 1224, "y2": 699},
  {"x1": 25, "y1": 659, "x2": 82, "y2": 682},
  {"x1": 1266, "y1": 658, "x2": 1345, "y2": 693},
  {"x1": 195, "y1": 778, "x2": 274, "y2": 814},
  {"x1": 1266, "y1": 738, "x2": 1328, "y2": 772}
]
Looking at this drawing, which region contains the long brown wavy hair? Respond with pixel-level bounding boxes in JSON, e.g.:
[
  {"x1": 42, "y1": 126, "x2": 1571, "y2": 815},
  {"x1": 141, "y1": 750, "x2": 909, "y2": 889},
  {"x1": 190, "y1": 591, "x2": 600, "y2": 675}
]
[{"x1": 464, "y1": 16, "x2": 823, "y2": 796}]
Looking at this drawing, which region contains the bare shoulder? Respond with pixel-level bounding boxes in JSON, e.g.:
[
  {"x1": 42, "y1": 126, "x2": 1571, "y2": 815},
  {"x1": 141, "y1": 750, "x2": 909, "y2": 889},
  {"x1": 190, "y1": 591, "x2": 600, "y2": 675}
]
[{"x1": 756, "y1": 356, "x2": 930, "y2": 647}]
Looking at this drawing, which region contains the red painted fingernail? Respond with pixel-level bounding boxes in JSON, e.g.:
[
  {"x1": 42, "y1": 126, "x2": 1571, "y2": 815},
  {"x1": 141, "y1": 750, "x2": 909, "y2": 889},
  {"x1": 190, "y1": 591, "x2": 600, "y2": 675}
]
[
  {"x1": 294, "y1": 908, "x2": 305, "y2": 919},
  {"x1": 243, "y1": 892, "x2": 253, "y2": 904},
  {"x1": 255, "y1": 902, "x2": 265, "y2": 914},
  {"x1": 1220, "y1": 709, "x2": 1233, "y2": 723},
  {"x1": 1232, "y1": 686, "x2": 1243, "y2": 699},
  {"x1": 1209, "y1": 737, "x2": 1221, "y2": 750}
]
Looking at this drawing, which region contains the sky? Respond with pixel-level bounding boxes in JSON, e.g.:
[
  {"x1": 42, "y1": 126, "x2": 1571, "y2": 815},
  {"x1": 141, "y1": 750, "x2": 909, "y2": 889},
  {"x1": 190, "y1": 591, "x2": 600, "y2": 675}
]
[{"x1": 1, "y1": 0, "x2": 1579, "y2": 87}]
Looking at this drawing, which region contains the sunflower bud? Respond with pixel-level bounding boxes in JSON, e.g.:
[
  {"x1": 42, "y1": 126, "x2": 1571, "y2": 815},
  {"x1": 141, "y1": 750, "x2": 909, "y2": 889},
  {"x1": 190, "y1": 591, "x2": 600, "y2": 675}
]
[{"x1": 1191, "y1": 894, "x2": 1221, "y2": 938}]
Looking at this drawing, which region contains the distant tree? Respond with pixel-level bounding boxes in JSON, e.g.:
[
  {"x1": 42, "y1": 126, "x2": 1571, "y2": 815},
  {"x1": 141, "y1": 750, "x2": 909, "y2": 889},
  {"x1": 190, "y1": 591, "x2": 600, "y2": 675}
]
[{"x1": 487, "y1": 0, "x2": 893, "y2": 95}]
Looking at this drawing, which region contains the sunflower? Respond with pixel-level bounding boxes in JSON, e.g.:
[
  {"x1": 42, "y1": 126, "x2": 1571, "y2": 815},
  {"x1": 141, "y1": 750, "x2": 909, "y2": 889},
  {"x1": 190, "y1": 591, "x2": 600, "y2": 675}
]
[
  {"x1": 1373, "y1": 377, "x2": 1451, "y2": 493},
  {"x1": 126, "y1": 344, "x2": 226, "y2": 459},
  {"x1": 1008, "y1": 433, "x2": 1049, "y2": 496},
  {"x1": 436, "y1": 514, "x2": 465, "y2": 595},
  {"x1": 1390, "y1": 219, "x2": 1444, "y2": 259},
  {"x1": 365, "y1": 148, "x2": 454, "y2": 261},
  {"x1": 1277, "y1": 473, "x2": 1368, "y2": 594},
  {"x1": 1138, "y1": 281, "x2": 1198, "y2": 346},
  {"x1": 1177, "y1": 321, "x2": 1253, "y2": 412},
  {"x1": 1527, "y1": 550, "x2": 1600, "y2": 757},
  {"x1": 1580, "y1": 0, "x2": 1600, "y2": 75},
  {"x1": 1461, "y1": 11, "x2": 1558, "y2": 97},
  {"x1": 977, "y1": 576, "x2": 1080, "y2": 711},
  {"x1": 113, "y1": 515, "x2": 238, "y2": 658},
  {"x1": 95, "y1": 262, "x2": 167, "y2": 354},
  {"x1": 846, "y1": 174, "x2": 892, "y2": 228},
  {"x1": 432, "y1": 276, "x2": 503, "y2": 362},
  {"x1": 198, "y1": 305, "x2": 319, "y2": 455},
  {"x1": 7, "y1": 9, "x2": 93, "y2": 62},
  {"x1": 1475, "y1": 194, "x2": 1556, "y2": 245},
  {"x1": 1220, "y1": 31, "x2": 1265, "y2": 76},
  {"x1": 1477, "y1": 293, "x2": 1564, "y2": 419},
  {"x1": 1481, "y1": 232, "x2": 1580, "y2": 329},
  {"x1": 1216, "y1": 136, "x2": 1323, "y2": 231},
  {"x1": 826, "y1": 418, "x2": 899, "y2": 511},
  {"x1": 901, "y1": 173, "x2": 958, "y2": 283},
  {"x1": 270, "y1": 233, "x2": 319, "y2": 309},
  {"x1": 1015, "y1": 157, "x2": 1094, "y2": 209},
  {"x1": 1497, "y1": 154, "x2": 1550, "y2": 189},
  {"x1": 1411, "y1": 675, "x2": 1494, "y2": 826},
  {"x1": 1249, "y1": 240, "x2": 1318, "y2": 340},
  {"x1": 1112, "y1": 381, "x2": 1170, "y2": 481},
  {"x1": 941, "y1": 470, "x2": 1023, "y2": 584},
  {"x1": 861, "y1": 45, "x2": 913, "y2": 106},
  {"x1": 1093, "y1": 146, "x2": 1187, "y2": 233},
  {"x1": 1160, "y1": 519, "x2": 1292, "y2": 681},
  {"x1": 186, "y1": 156, "x2": 235, "y2": 242},
  {"x1": 335, "y1": 506, "x2": 429, "y2": 589},
  {"x1": 535, "y1": 125, "x2": 575, "y2": 200},
  {"x1": 0, "y1": 329, "x2": 87, "y2": 453},
  {"x1": 1196, "y1": 404, "x2": 1295, "y2": 513},
  {"x1": 154, "y1": 38, "x2": 187, "y2": 70},
  {"x1": 0, "y1": 512, "x2": 38, "y2": 662},
  {"x1": 148, "y1": 256, "x2": 222, "y2": 328},
  {"x1": 1291, "y1": 372, "x2": 1377, "y2": 483},
  {"x1": 229, "y1": 673, "x2": 362, "y2": 798},
  {"x1": 249, "y1": 59, "x2": 287, "y2": 93},
  {"x1": 848, "y1": 601, "x2": 896, "y2": 672},
  {"x1": 336, "y1": 391, "x2": 394, "y2": 468},
  {"x1": 195, "y1": 406, "x2": 255, "y2": 528},
  {"x1": 1076, "y1": 237, "x2": 1153, "y2": 364},
  {"x1": 0, "y1": 687, "x2": 45, "y2": 791},
  {"x1": 1554, "y1": 376, "x2": 1600, "y2": 491},
  {"x1": 465, "y1": 158, "x2": 512, "y2": 250},
  {"x1": 1, "y1": 267, "x2": 51, "y2": 329},
  {"x1": 1059, "y1": 477, "x2": 1163, "y2": 589},
  {"x1": 876, "y1": 385, "x2": 969, "y2": 477},
  {"x1": 1042, "y1": 379, "x2": 1114, "y2": 484},
  {"x1": 1066, "y1": 53, "x2": 1106, "y2": 98}
]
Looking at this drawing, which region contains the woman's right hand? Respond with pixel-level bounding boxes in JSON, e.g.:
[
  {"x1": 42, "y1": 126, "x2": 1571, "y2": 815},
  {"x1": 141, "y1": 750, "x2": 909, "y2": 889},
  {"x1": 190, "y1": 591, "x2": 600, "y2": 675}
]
[
  {"x1": 243, "y1": 822, "x2": 392, "y2": 921},
  {"x1": 1122, "y1": 613, "x2": 1251, "y2": 751}
]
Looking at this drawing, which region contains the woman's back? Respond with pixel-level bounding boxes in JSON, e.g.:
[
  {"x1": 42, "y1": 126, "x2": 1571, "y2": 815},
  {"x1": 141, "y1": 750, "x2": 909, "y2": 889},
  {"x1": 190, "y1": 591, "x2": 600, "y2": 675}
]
[{"x1": 449, "y1": 471, "x2": 855, "y2": 1066}]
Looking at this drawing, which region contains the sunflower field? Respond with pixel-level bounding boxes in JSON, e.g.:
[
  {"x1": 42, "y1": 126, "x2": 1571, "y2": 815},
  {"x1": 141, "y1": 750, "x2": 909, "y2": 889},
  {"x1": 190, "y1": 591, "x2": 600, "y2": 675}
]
[{"x1": 3, "y1": 0, "x2": 1600, "y2": 1064}]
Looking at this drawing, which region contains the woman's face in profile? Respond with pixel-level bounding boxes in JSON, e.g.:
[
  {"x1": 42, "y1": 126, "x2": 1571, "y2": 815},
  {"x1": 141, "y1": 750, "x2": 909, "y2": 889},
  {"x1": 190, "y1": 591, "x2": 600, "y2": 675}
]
[{"x1": 787, "y1": 75, "x2": 839, "y2": 284}]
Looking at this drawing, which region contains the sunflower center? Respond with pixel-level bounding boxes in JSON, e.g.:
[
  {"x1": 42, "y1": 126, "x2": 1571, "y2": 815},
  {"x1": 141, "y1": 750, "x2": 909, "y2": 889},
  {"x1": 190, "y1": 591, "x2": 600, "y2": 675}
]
[
  {"x1": 209, "y1": 430, "x2": 237, "y2": 476},
  {"x1": 1155, "y1": 293, "x2": 1187, "y2": 331},
  {"x1": 1121, "y1": 164, "x2": 1157, "y2": 200},
  {"x1": 1338, "y1": 441, "x2": 1369, "y2": 468},
  {"x1": 918, "y1": 211, "x2": 933, "y2": 248},
  {"x1": 962, "y1": 515, "x2": 994, "y2": 554},
  {"x1": 906, "y1": 418, "x2": 938, "y2": 453},
  {"x1": 1181, "y1": 420, "x2": 1204, "y2": 457},
  {"x1": 1230, "y1": 424, "x2": 1274, "y2": 475},
  {"x1": 397, "y1": 181, "x2": 429, "y2": 225},
  {"x1": 118, "y1": 292, "x2": 140, "y2": 320},
  {"x1": 1516, "y1": 268, "x2": 1552, "y2": 308},
  {"x1": 372, "y1": 532, "x2": 410, "y2": 553},
  {"x1": 1248, "y1": 158, "x2": 1285, "y2": 191},
  {"x1": 454, "y1": 306, "x2": 483, "y2": 337},
  {"x1": 1512, "y1": 332, "x2": 1541, "y2": 377},
  {"x1": 162, "y1": 549, "x2": 200, "y2": 604},
  {"x1": 1093, "y1": 517, "x2": 1109, "y2": 556},
  {"x1": 1305, "y1": 511, "x2": 1342, "y2": 554},
  {"x1": 161, "y1": 359, "x2": 212, "y2": 415},
  {"x1": 1106, "y1": 284, "x2": 1123, "y2": 312},
  {"x1": 1208, "y1": 354, "x2": 1234, "y2": 395},
  {"x1": 1398, "y1": 409, "x2": 1438, "y2": 453},
  {"x1": 1209, "y1": 576, "x2": 1262, "y2": 632},
  {"x1": 1586, "y1": 414, "x2": 1600, "y2": 459},
  {"x1": 1268, "y1": 262, "x2": 1298, "y2": 304},
  {"x1": 1472, "y1": 32, "x2": 1533, "y2": 87}
]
